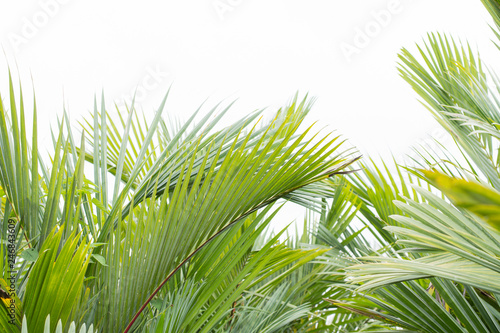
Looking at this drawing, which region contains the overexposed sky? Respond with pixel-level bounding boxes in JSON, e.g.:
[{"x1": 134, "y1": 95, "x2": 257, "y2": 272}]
[
  {"x1": 0, "y1": 0, "x2": 497, "y2": 156},
  {"x1": 0, "y1": 0, "x2": 498, "y2": 228}
]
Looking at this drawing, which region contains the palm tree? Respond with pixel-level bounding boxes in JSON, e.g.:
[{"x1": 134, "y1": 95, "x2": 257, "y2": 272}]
[
  {"x1": 4, "y1": 1, "x2": 500, "y2": 332},
  {"x1": 325, "y1": 0, "x2": 500, "y2": 332},
  {"x1": 0, "y1": 79, "x2": 357, "y2": 332}
]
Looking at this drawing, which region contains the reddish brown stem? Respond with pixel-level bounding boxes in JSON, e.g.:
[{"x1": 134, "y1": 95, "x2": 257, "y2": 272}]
[{"x1": 122, "y1": 158, "x2": 360, "y2": 332}]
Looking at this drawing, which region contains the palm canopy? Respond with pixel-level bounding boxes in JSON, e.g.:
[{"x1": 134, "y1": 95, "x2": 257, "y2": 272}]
[
  {"x1": 4, "y1": 1, "x2": 500, "y2": 332},
  {"x1": 0, "y1": 78, "x2": 357, "y2": 332},
  {"x1": 327, "y1": 1, "x2": 500, "y2": 332}
]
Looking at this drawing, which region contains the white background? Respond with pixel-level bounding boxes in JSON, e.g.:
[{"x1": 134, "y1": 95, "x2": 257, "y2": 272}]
[{"x1": 0, "y1": 0, "x2": 498, "y2": 229}]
